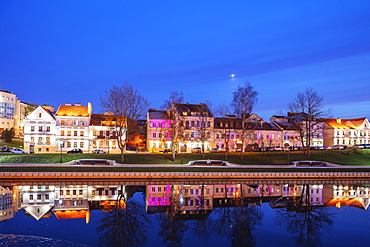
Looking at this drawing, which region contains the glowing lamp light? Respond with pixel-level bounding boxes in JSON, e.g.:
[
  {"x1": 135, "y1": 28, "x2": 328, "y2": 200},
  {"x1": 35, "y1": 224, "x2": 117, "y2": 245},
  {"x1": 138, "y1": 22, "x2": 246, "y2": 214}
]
[{"x1": 231, "y1": 74, "x2": 235, "y2": 78}]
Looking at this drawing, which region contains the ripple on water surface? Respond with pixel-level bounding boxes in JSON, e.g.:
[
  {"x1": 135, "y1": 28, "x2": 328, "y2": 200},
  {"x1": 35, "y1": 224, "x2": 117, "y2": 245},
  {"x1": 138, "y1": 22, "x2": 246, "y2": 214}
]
[{"x1": 0, "y1": 234, "x2": 89, "y2": 247}]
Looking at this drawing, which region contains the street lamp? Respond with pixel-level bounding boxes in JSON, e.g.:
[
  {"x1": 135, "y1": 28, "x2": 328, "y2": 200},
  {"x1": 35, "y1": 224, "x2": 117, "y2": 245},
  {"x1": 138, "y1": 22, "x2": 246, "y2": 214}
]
[{"x1": 60, "y1": 140, "x2": 64, "y2": 163}]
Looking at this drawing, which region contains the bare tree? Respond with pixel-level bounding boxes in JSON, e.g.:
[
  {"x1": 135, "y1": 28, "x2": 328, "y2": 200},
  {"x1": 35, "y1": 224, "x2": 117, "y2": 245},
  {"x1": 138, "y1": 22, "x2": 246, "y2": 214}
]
[
  {"x1": 286, "y1": 88, "x2": 330, "y2": 156},
  {"x1": 274, "y1": 185, "x2": 334, "y2": 247},
  {"x1": 97, "y1": 195, "x2": 151, "y2": 247},
  {"x1": 100, "y1": 82, "x2": 150, "y2": 162},
  {"x1": 232, "y1": 81, "x2": 258, "y2": 159},
  {"x1": 163, "y1": 91, "x2": 185, "y2": 161},
  {"x1": 214, "y1": 103, "x2": 233, "y2": 160},
  {"x1": 161, "y1": 91, "x2": 184, "y2": 109},
  {"x1": 194, "y1": 104, "x2": 213, "y2": 158}
]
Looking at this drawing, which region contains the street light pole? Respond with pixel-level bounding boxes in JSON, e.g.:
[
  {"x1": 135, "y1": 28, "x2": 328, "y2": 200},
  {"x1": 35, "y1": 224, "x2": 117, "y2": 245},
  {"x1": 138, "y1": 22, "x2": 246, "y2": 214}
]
[{"x1": 60, "y1": 140, "x2": 64, "y2": 163}]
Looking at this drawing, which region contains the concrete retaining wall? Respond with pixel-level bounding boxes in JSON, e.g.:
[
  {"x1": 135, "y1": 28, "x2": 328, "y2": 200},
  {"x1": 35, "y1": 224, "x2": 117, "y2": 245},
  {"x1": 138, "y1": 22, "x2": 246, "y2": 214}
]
[{"x1": 1, "y1": 171, "x2": 370, "y2": 180}]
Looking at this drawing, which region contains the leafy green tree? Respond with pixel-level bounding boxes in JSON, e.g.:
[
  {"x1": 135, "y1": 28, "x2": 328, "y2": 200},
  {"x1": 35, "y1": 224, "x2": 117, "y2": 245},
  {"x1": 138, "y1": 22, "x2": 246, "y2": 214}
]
[
  {"x1": 2, "y1": 128, "x2": 15, "y2": 143},
  {"x1": 23, "y1": 102, "x2": 39, "y2": 117}
]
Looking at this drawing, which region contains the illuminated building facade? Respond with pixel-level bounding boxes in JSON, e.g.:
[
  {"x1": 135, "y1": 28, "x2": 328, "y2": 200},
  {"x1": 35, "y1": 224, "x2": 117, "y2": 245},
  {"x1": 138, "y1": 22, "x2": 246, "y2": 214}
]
[
  {"x1": 0, "y1": 186, "x2": 13, "y2": 222},
  {"x1": 54, "y1": 103, "x2": 92, "y2": 153},
  {"x1": 0, "y1": 90, "x2": 28, "y2": 135},
  {"x1": 23, "y1": 103, "x2": 126, "y2": 153},
  {"x1": 89, "y1": 113, "x2": 124, "y2": 153},
  {"x1": 214, "y1": 113, "x2": 284, "y2": 150},
  {"x1": 21, "y1": 185, "x2": 56, "y2": 220},
  {"x1": 271, "y1": 113, "x2": 324, "y2": 147},
  {"x1": 23, "y1": 106, "x2": 56, "y2": 153},
  {"x1": 147, "y1": 103, "x2": 214, "y2": 153},
  {"x1": 324, "y1": 118, "x2": 370, "y2": 147},
  {"x1": 146, "y1": 109, "x2": 173, "y2": 152}
]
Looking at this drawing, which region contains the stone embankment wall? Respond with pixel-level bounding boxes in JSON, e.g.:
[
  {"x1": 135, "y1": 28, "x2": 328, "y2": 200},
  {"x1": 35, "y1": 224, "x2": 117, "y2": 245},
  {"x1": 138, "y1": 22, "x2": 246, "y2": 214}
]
[{"x1": 1, "y1": 171, "x2": 370, "y2": 180}]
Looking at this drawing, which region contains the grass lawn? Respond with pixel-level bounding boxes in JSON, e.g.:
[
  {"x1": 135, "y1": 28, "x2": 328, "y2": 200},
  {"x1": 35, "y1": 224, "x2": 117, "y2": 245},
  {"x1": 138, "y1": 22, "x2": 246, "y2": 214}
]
[
  {"x1": 0, "y1": 139, "x2": 24, "y2": 149},
  {"x1": 0, "y1": 150, "x2": 369, "y2": 166}
]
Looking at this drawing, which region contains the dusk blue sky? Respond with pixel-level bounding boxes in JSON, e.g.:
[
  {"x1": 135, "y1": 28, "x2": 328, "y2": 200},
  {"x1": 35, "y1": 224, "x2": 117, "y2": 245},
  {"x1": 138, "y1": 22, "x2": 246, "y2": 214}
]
[{"x1": 1, "y1": 1, "x2": 369, "y2": 120}]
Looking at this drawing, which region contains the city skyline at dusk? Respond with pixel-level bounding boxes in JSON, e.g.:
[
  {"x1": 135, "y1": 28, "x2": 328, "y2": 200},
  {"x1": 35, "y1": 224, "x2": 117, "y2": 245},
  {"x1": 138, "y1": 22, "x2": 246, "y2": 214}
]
[{"x1": 1, "y1": 1, "x2": 369, "y2": 120}]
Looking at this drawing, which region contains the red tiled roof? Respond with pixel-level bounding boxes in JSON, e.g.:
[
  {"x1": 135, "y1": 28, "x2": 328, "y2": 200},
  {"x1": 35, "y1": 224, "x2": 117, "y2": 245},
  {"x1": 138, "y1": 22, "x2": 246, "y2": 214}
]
[
  {"x1": 54, "y1": 210, "x2": 88, "y2": 219},
  {"x1": 55, "y1": 105, "x2": 89, "y2": 117}
]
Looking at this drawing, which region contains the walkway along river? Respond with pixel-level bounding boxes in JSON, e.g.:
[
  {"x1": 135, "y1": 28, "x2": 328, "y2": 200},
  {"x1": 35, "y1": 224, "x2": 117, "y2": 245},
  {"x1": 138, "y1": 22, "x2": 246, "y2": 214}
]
[{"x1": 1, "y1": 159, "x2": 370, "y2": 182}]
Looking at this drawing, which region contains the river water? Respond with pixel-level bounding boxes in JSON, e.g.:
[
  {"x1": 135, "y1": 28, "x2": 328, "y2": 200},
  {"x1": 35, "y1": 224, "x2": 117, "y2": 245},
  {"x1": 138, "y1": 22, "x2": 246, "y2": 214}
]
[{"x1": 1, "y1": 180, "x2": 370, "y2": 247}]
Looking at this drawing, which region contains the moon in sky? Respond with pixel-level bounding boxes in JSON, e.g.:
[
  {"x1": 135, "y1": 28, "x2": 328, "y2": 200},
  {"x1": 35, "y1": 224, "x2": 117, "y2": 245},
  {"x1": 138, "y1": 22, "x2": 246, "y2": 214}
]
[{"x1": 231, "y1": 74, "x2": 235, "y2": 78}]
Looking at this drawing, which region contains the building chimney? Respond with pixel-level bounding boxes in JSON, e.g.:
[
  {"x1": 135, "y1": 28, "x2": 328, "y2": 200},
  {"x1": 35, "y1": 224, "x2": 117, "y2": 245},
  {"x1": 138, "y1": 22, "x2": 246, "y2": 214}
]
[
  {"x1": 65, "y1": 103, "x2": 72, "y2": 106},
  {"x1": 88, "y1": 102, "x2": 93, "y2": 114},
  {"x1": 336, "y1": 118, "x2": 341, "y2": 124},
  {"x1": 74, "y1": 103, "x2": 81, "y2": 106}
]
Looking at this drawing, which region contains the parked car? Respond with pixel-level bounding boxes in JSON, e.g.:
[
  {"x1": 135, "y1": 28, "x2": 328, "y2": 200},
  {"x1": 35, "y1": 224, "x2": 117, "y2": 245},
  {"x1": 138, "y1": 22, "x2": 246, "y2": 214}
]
[
  {"x1": 192, "y1": 147, "x2": 202, "y2": 153},
  {"x1": 323, "y1": 146, "x2": 332, "y2": 150},
  {"x1": 67, "y1": 149, "x2": 83, "y2": 154},
  {"x1": 92, "y1": 149, "x2": 107, "y2": 154},
  {"x1": 353, "y1": 144, "x2": 365, "y2": 149},
  {"x1": 163, "y1": 149, "x2": 172, "y2": 153},
  {"x1": 11, "y1": 148, "x2": 27, "y2": 154},
  {"x1": 272, "y1": 146, "x2": 283, "y2": 151},
  {"x1": 311, "y1": 146, "x2": 324, "y2": 150},
  {"x1": 332, "y1": 145, "x2": 344, "y2": 150}
]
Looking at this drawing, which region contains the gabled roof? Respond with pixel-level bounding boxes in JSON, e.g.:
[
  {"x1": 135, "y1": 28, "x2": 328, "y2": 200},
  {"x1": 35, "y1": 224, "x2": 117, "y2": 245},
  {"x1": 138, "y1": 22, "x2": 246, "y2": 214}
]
[
  {"x1": 25, "y1": 105, "x2": 55, "y2": 121},
  {"x1": 40, "y1": 106, "x2": 55, "y2": 118},
  {"x1": 214, "y1": 117, "x2": 241, "y2": 129},
  {"x1": 175, "y1": 103, "x2": 213, "y2": 117},
  {"x1": 23, "y1": 205, "x2": 53, "y2": 221},
  {"x1": 55, "y1": 105, "x2": 90, "y2": 117},
  {"x1": 53, "y1": 210, "x2": 88, "y2": 219},
  {"x1": 148, "y1": 109, "x2": 171, "y2": 120},
  {"x1": 326, "y1": 117, "x2": 368, "y2": 129},
  {"x1": 273, "y1": 121, "x2": 299, "y2": 131}
]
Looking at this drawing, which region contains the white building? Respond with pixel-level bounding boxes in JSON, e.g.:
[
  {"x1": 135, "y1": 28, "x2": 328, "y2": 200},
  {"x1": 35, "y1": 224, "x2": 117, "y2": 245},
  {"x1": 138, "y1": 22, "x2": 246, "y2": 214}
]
[
  {"x1": 23, "y1": 106, "x2": 56, "y2": 153},
  {"x1": 21, "y1": 185, "x2": 55, "y2": 220}
]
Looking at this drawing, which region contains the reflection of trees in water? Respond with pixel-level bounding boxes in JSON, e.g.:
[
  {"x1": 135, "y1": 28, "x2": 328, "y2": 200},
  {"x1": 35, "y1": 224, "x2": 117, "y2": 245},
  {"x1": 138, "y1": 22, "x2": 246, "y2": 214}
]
[
  {"x1": 189, "y1": 216, "x2": 215, "y2": 240},
  {"x1": 156, "y1": 213, "x2": 188, "y2": 247},
  {"x1": 97, "y1": 194, "x2": 151, "y2": 247},
  {"x1": 274, "y1": 185, "x2": 334, "y2": 247},
  {"x1": 214, "y1": 202, "x2": 263, "y2": 247}
]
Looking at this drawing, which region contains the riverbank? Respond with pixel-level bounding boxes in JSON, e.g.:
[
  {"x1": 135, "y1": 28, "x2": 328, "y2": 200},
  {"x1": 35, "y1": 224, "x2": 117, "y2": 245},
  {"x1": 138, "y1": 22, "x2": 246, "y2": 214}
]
[{"x1": 1, "y1": 150, "x2": 370, "y2": 166}]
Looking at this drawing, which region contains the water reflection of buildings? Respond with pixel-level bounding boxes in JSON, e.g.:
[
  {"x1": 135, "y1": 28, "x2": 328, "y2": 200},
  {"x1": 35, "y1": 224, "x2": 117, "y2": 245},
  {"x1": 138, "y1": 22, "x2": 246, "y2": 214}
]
[
  {"x1": 145, "y1": 183, "x2": 370, "y2": 220},
  {"x1": 2, "y1": 183, "x2": 370, "y2": 223},
  {"x1": 14, "y1": 185, "x2": 126, "y2": 222}
]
